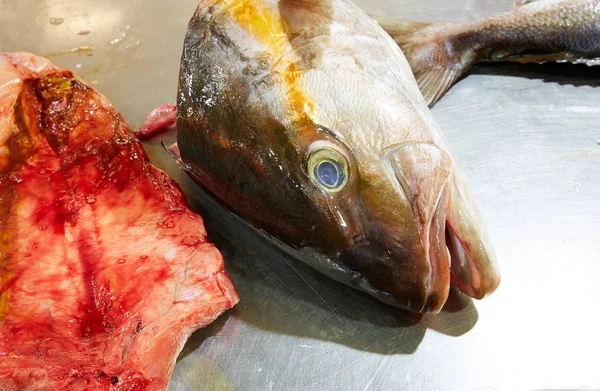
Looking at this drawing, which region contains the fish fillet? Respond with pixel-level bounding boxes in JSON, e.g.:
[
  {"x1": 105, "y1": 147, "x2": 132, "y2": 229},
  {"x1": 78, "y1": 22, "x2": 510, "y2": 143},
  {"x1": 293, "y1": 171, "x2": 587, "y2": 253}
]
[{"x1": 0, "y1": 52, "x2": 238, "y2": 390}]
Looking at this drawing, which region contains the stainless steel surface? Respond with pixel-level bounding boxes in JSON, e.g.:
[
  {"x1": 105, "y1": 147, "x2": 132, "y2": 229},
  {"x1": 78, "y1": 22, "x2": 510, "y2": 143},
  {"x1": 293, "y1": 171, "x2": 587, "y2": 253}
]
[{"x1": 2, "y1": 1, "x2": 599, "y2": 390}]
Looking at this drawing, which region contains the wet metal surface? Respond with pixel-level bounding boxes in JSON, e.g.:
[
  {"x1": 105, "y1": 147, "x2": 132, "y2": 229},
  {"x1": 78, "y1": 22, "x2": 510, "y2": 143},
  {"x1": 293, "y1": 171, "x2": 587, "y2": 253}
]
[{"x1": 2, "y1": 0, "x2": 600, "y2": 390}]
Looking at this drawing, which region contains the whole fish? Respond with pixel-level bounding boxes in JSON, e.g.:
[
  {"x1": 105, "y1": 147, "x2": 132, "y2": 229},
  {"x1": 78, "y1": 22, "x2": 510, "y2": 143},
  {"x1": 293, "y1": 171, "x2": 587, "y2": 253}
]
[
  {"x1": 141, "y1": 0, "x2": 501, "y2": 313},
  {"x1": 376, "y1": 0, "x2": 600, "y2": 106}
]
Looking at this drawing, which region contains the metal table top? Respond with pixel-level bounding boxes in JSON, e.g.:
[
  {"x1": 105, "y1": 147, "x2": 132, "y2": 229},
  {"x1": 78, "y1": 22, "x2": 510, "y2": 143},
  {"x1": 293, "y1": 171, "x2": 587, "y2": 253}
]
[{"x1": 2, "y1": 0, "x2": 599, "y2": 390}]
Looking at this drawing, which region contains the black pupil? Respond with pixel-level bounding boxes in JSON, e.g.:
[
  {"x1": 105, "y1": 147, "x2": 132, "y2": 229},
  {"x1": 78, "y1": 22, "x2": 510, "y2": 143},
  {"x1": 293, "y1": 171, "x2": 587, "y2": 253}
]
[{"x1": 315, "y1": 160, "x2": 343, "y2": 188}]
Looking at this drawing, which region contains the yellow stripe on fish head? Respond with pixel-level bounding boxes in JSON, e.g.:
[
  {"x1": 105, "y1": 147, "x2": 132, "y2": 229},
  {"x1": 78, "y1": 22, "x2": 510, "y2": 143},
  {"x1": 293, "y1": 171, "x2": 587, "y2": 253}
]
[{"x1": 225, "y1": 0, "x2": 316, "y2": 131}]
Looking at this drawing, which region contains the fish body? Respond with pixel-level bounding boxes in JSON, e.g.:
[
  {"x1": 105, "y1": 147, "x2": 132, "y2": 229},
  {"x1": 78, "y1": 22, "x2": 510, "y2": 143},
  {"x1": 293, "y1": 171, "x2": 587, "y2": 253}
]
[
  {"x1": 376, "y1": 0, "x2": 600, "y2": 106},
  {"x1": 175, "y1": 0, "x2": 500, "y2": 313},
  {"x1": 0, "y1": 53, "x2": 237, "y2": 390}
]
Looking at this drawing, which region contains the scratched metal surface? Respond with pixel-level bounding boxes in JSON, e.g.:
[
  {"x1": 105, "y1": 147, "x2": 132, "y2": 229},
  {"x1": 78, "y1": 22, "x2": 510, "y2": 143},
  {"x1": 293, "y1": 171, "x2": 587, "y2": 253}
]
[{"x1": 2, "y1": 0, "x2": 600, "y2": 390}]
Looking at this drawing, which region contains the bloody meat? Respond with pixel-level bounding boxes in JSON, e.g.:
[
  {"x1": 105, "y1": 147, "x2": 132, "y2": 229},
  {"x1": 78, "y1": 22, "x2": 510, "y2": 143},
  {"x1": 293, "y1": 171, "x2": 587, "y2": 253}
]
[{"x1": 0, "y1": 53, "x2": 238, "y2": 390}]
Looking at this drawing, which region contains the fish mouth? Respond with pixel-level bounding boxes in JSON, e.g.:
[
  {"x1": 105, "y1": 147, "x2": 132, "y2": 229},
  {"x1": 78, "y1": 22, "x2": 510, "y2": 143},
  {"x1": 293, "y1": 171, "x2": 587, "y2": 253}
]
[
  {"x1": 444, "y1": 176, "x2": 501, "y2": 301},
  {"x1": 386, "y1": 142, "x2": 499, "y2": 311},
  {"x1": 333, "y1": 176, "x2": 497, "y2": 313},
  {"x1": 423, "y1": 187, "x2": 451, "y2": 312},
  {"x1": 410, "y1": 189, "x2": 486, "y2": 313},
  {"x1": 427, "y1": 213, "x2": 481, "y2": 311},
  {"x1": 346, "y1": 210, "x2": 489, "y2": 313},
  {"x1": 427, "y1": 186, "x2": 499, "y2": 311},
  {"x1": 268, "y1": 205, "x2": 492, "y2": 314},
  {"x1": 446, "y1": 223, "x2": 477, "y2": 297},
  {"x1": 445, "y1": 218, "x2": 498, "y2": 300}
]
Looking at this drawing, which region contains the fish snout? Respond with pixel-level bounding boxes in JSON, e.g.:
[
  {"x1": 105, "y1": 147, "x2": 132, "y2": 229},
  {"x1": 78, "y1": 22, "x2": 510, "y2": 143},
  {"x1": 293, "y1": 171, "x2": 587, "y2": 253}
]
[
  {"x1": 337, "y1": 142, "x2": 500, "y2": 313},
  {"x1": 386, "y1": 143, "x2": 501, "y2": 309},
  {"x1": 390, "y1": 142, "x2": 501, "y2": 309}
]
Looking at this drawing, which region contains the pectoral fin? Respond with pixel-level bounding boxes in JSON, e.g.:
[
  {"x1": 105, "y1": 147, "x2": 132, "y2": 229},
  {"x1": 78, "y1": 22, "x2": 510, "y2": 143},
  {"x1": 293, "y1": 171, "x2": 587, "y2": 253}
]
[{"x1": 412, "y1": 67, "x2": 463, "y2": 109}]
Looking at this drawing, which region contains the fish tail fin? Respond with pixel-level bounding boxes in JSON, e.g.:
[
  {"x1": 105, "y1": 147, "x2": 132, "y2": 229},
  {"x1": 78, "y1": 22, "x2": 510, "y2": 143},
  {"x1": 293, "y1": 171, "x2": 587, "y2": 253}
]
[{"x1": 373, "y1": 17, "x2": 477, "y2": 107}]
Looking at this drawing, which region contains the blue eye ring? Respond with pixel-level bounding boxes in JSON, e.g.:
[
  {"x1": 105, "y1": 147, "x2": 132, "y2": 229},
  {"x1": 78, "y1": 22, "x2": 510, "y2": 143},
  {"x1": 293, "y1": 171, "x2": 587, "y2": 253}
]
[{"x1": 306, "y1": 145, "x2": 349, "y2": 192}]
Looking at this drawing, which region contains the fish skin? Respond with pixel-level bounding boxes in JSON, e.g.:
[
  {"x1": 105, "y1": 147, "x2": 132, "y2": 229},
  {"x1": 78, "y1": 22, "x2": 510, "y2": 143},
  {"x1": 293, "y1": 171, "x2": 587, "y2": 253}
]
[
  {"x1": 375, "y1": 0, "x2": 600, "y2": 106},
  {"x1": 176, "y1": 0, "x2": 500, "y2": 313}
]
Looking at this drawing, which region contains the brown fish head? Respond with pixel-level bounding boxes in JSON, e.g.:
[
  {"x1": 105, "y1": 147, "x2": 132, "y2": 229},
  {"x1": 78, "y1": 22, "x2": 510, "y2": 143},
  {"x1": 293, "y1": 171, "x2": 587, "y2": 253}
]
[{"x1": 176, "y1": 0, "x2": 500, "y2": 313}]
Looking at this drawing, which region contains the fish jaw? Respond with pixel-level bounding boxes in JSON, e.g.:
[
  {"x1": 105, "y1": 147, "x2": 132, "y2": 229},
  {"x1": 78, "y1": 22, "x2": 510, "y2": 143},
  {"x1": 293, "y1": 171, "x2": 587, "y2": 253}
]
[{"x1": 445, "y1": 170, "x2": 501, "y2": 299}]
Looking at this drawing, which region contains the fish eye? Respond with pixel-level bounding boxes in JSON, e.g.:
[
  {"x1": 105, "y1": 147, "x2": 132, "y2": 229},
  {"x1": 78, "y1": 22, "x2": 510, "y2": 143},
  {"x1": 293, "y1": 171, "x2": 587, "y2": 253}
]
[
  {"x1": 314, "y1": 160, "x2": 344, "y2": 188},
  {"x1": 306, "y1": 146, "x2": 349, "y2": 192}
]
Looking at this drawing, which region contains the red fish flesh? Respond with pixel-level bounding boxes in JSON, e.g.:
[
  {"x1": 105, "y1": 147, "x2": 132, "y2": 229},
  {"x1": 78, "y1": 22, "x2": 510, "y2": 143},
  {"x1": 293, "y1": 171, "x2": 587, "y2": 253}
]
[{"x1": 0, "y1": 52, "x2": 238, "y2": 390}]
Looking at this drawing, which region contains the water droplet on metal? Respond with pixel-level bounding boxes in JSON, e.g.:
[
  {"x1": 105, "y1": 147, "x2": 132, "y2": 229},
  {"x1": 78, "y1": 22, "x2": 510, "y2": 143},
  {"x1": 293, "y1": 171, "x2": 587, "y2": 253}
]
[{"x1": 49, "y1": 17, "x2": 64, "y2": 25}]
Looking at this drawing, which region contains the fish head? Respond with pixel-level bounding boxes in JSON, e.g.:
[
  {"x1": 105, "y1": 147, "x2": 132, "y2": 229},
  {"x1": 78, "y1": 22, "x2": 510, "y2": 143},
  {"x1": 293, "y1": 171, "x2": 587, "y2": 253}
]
[{"x1": 177, "y1": 0, "x2": 500, "y2": 312}]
